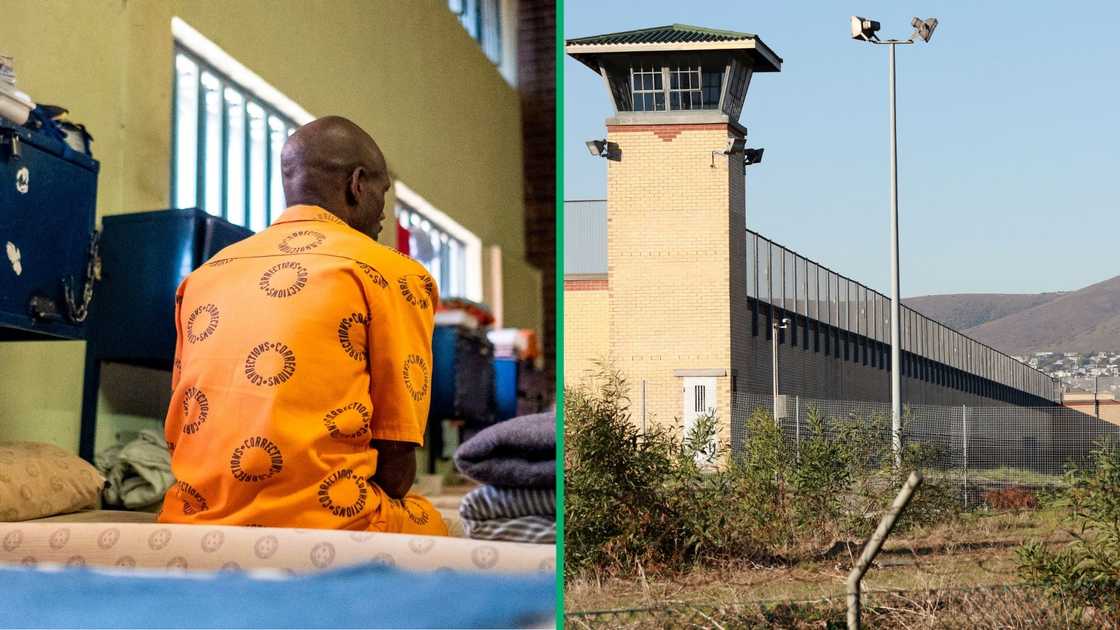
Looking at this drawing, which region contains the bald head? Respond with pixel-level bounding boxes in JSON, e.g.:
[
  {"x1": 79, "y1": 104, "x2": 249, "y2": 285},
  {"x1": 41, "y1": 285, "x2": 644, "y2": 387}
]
[{"x1": 281, "y1": 116, "x2": 391, "y2": 239}]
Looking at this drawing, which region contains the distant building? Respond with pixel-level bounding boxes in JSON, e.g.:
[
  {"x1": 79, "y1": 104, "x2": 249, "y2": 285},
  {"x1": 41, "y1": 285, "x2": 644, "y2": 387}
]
[{"x1": 1063, "y1": 391, "x2": 1120, "y2": 427}]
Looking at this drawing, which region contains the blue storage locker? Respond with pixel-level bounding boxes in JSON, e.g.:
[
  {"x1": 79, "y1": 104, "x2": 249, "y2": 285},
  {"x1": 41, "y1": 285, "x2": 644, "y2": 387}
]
[
  {"x1": 87, "y1": 208, "x2": 252, "y2": 367},
  {"x1": 0, "y1": 117, "x2": 98, "y2": 340},
  {"x1": 79, "y1": 208, "x2": 251, "y2": 459}
]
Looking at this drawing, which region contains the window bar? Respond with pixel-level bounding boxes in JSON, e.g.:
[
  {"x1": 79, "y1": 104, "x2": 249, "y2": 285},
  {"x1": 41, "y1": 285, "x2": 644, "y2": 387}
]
[
  {"x1": 264, "y1": 110, "x2": 272, "y2": 227},
  {"x1": 170, "y1": 51, "x2": 179, "y2": 210},
  {"x1": 243, "y1": 93, "x2": 251, "y2": 228},
  {"x1": 194, "y1": 60, "x2": 206, "y2": 212},
  {"x1": 220, "y1": 77, "x2": 229, "y2": 221}
]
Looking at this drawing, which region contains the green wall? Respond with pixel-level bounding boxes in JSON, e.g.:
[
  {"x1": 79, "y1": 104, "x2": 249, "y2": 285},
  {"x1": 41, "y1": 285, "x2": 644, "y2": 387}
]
[{"x1": 0, "y1": 0, "x2": 541, "y2": 453}]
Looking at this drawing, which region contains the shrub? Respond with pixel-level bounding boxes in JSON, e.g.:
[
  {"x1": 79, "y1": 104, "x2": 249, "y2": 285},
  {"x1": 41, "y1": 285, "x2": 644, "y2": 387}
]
[
  {"x1": 1017, "y1": 442, "x2": 1120, "y2": 622},
  {"x1": 565, "y1": 368, "x2": 961, "y2": 576}
]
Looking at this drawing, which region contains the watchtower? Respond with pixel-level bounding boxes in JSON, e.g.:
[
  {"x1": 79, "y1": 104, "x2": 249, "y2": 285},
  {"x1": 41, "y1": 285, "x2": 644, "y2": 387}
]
[{"x1": 566, "y1": 24, "x2": 781, "y2": 439}]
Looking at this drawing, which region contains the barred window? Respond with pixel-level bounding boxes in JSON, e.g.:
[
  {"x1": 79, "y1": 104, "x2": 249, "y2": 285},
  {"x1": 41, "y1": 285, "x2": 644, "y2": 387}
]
[
  {"x1": 630, "y1": 66, "x2": 666, "y2": 112},
  {"x1": 669, "y1": 66, "x2": 702, "y2": 110},
  {"x1": 173, "y1": 47, "x2": 299, "y2": 231},
  {"x1": 627, "y1": 64, "x2": 723, "y2": 112},
  {"x1": 448, "y1": 0, "x2": 503, "y2": 66},
  {"x1": 397, "y1": 204, "x2": 467, "y2": 299}
]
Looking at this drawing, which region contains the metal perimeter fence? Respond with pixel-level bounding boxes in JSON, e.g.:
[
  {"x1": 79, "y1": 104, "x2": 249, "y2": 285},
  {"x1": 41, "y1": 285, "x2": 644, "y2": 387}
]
[
  {"x1": 731, "y1": 390, "x2": 1120, "y2": 504},
  {"x1": 565, "y1": 584, "x2": 1107, "y2": 629}
]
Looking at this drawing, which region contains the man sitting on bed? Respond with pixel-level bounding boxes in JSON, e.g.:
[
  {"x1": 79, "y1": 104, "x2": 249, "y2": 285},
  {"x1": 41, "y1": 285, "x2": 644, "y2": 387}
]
[{"x1": 157, "y1": 116, "x2": 447, "y2": 535}]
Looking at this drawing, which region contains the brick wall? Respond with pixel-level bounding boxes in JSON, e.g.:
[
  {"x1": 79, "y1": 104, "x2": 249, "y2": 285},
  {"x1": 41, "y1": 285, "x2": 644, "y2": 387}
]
[
  {"x1": 606, "y1": 123, "x2": 739, "y2": 439},
  {"x1": 563, "y1": 285, "x2": 609, "y2": 387}
]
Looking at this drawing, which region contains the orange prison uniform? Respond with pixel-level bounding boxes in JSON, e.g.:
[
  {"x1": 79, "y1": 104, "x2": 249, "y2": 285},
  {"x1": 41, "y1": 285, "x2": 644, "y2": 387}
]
[{"x1": 158, "y1": 204, "x2": 447, "y2": 535}]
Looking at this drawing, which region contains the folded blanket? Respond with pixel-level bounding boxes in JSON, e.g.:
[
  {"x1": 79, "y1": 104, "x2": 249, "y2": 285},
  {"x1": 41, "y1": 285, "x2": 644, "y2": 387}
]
[
  {"x1": 462, "y1": 515, "x2": 556, "y2": 544},
  {"x1": 453, "y1": 412, "x2": 555, "y2": 489},
  {"x1": 460, "y1": 485, "x2": 555, "y2": 521},
  {"x1": 94, "y1": 428, "x2": 173, "y2": 509}
]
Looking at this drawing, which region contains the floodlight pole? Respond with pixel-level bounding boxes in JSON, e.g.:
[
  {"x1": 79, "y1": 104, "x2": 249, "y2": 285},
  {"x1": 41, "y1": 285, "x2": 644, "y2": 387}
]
[
  {"x1": 868, "y1": 35, "x2": 918, "y2": 470},
  {"x1": 888, "y1": 41, "x2": 902, "y2": 469}
]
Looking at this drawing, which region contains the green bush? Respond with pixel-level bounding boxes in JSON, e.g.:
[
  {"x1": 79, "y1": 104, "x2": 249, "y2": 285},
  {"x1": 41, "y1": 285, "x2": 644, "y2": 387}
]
[
  {"x1": 564, "y1": 368, "x2": 960, "y2": 576},
  {"x1": 1017, "y1": 442, "x2": 1120, "y2": 622},
  {"x1": 563, "y1": 367, "x2": 771, "y2": 574}
]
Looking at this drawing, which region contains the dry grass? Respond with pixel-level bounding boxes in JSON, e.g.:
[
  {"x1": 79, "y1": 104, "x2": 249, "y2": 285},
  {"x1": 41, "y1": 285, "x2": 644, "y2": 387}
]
[{"x1": 566, "y1": 505, "x2": 1074, "y2": 615}]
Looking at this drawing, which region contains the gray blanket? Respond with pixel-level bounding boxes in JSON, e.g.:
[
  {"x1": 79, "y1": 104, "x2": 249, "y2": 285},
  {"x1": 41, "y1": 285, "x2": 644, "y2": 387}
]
[{"x1": 453, "y1": 412, "x2": 555, "y2": 489}]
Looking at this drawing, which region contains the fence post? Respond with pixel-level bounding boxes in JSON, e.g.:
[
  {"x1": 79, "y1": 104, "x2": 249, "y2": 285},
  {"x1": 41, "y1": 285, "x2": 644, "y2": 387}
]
[
  {"x1": 962, "y1": 404, "x2": 968, "y2": 507},
  {"x1": 795, "y1": 395, "x2": 801, "y2": 461},
  {"x1": 640, "y1": 379, "x2": 647, "y2": 435},
  {"x1": 847, "y1": 471, "x2": 924, "y2": 629}
]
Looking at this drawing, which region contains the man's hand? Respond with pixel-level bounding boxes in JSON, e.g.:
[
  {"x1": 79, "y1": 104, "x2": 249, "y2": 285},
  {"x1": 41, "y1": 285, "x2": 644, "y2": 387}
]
[{"x1": 370, "y1": 439, "x2": 417, "y2": 500}]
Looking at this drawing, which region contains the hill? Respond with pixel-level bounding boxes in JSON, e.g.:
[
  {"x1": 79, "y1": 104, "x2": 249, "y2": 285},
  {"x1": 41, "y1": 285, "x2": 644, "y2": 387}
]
[
  {"x1": 903, "y1": 292, "x2": 1064, "y2": 331},
  {"x1": 963, "y1": 275, "x2": 1120, "y2": 354}
]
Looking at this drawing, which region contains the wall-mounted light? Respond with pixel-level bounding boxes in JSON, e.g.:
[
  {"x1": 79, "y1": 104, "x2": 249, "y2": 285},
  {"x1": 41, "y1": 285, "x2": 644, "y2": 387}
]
[
  {"x1": 744, "y1": 148, "x2": 765, "y2": 167},
  {"x1": 585, "y1": 139, "x2": 608, "y2": 157},
  {"x1": 711, "y1": 136, "x2": 747, "y2": 167}
]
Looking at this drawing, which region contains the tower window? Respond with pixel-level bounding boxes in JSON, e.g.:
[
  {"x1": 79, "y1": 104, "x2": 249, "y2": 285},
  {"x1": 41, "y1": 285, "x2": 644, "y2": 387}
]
[
  {"x1": 627, "y1": 64, "x2": 723, "y2": 112},
  {"x1": 669, "y1": 66, "x2": 702, "y2": 110},
  {"x1": 630, "y1": 65, "x2": 666, "y2": 112}
]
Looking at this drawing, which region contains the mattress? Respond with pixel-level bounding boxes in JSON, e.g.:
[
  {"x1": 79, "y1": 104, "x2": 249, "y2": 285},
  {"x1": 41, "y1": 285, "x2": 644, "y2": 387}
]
[{"x1": 0, "y1": 521, "x2": 554, "y2": 575}]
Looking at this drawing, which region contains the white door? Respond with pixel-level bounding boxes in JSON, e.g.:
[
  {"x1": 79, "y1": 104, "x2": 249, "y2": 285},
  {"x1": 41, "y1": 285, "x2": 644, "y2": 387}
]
[{"x1": 682, "y1": 377, "x2": 717, "y2": 464}]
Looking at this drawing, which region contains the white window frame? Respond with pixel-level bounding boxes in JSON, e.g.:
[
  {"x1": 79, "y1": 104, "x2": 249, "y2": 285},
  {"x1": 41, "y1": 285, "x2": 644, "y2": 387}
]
[{"x1": 394, "y1": 181, "x2": 483, "y2": 303}]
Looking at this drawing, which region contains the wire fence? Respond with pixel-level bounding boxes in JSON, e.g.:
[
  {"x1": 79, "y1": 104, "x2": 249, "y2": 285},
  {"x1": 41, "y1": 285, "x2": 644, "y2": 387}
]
[
  {"x1": 730, "y1": 391, "x2": 1120, "y2": 503},
  {"x1": 565, "y1": 584, "x2": 1110, "y2": 628}
]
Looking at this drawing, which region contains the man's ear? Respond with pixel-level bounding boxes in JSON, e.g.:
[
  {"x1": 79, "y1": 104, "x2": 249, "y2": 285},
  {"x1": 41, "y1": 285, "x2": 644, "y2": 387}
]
[{"x1": 346, "y1": 167, "x2": 365, "y2": 207}]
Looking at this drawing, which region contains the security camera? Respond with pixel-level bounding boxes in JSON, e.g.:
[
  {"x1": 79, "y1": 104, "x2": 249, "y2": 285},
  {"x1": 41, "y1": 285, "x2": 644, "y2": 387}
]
[
  {"x1": 912, "y1": 17, "x2": 938, "y2": 42},
  {"x1": 851, "y1": 16, "x2": 880, "y2": 41},
  {"x1": 782, "y1": 317, "x2": 792, "y2": 326}
]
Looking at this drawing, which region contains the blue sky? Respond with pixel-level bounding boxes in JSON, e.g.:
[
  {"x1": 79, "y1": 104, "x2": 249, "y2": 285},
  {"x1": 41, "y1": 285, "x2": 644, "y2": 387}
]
[{"x1": 563, "y1": 1, "x2": 1120, "y2": 297}]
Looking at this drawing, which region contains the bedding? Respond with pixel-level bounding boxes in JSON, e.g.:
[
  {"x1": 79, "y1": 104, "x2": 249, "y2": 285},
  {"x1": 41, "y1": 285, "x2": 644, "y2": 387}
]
[
  {"x1": 0, "y1": 562, "x2": 554, "y2": 628},
  {"x1": 453, "y1": 412, "x2": 555, "y2": 488},
  {"x1": 0, "y1": 442, "x2": 104, "y2": 522},
  {"x1": 461, "y1": 515, "x2": 556, "y2": 544},
  {"x1": 459, "y1": 486, "x2": 556, "y2": 543},
  {"x1": 0, "y1": 521, "x2": 554, "y2": 574},
  {"x1": 459, "y1": 485, "x2": 555, "y2": 520},
  {"x1": 94, "y1": 428, "x2": 173, "y2": 510}
]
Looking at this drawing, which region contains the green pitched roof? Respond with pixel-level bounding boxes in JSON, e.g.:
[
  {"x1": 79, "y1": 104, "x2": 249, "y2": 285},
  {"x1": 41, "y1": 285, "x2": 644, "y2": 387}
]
[{"x1": 566, "y1": 24, "x2": 757, "y2": 46}]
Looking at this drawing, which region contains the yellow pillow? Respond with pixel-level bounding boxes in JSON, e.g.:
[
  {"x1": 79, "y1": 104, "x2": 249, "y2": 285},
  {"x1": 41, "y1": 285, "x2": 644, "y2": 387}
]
[{"x1": 0, "y1": 442, "x2": 104, "y2": 521}]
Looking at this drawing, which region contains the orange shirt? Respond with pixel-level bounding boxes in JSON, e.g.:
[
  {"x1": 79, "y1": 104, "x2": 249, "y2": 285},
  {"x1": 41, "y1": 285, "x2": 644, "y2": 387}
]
[{"x1": 159, "y1": 205, "x2": 438, "y2": 530}]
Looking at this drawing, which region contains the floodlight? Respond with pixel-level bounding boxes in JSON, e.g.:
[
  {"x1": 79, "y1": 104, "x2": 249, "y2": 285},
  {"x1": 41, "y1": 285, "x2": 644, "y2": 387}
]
[
  {"x1": 585, "y1": 139, "x2": 607, "y2": 157},
  {"x1": 851, "y1": 16, "x2": 880, "y2": 41},
  {"x1": 912, "y1": 17, "x2": 938, "y2": 42},
  {"x1": 743, "y1": 148, "x2": 764, "y2": 166}
]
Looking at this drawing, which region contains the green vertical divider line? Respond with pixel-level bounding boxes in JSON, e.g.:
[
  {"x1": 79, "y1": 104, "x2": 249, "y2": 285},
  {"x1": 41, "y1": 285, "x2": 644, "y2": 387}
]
[{"x1": 554, "y1": 0, "x2": 566, "y2": 624}]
